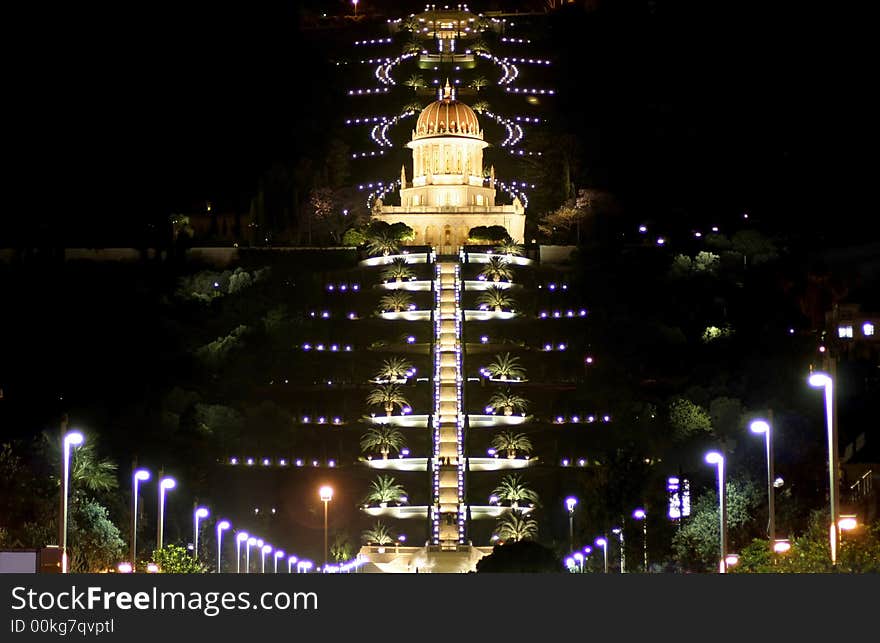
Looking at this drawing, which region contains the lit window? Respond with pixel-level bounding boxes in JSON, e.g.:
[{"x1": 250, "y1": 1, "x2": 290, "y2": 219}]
[
  {"x1": 838, "y1": 325, "x2": 853, "y2": 339},
  {"x1": 864, "y1": 322, "x2": 875, "y2": 337}
]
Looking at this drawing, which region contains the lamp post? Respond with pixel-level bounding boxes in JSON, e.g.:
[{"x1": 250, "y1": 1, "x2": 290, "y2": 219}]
[
  {"x1": 193, "y1": 507, "x2": 209, "y2": 560},
  {"x1": 573, "y1": 552, "x2": 584, "y2": 573},
  {"x1": 61, "y1": 431, "x2": 84, "y2": 574},
  {"x1": 565, "y1": 497, "x2": 577, "y2": 552},
  {"x1": 633, "y1": 508, "x2": 648, "y2": 572},
  {"x1": 245, "y1": 537, "x2": 256, "y2": 573},
  {"x1": 808, "y1": 371, "x2": 840, "y2": 565},
  {"x1": 235, "y1": 532, "x2": 248, "y2": 574},
  {"x1": 261, "y1": 544, "x2": 272, "y2": 573},
  {"x1": 288, "y1": 555, "x2": 298, "y2": 573},
  {"x1": 320, "y1": 486, "x2": 334, "y2": 566},
  {"x1": 157, "y1": 476, "x2": 176, "y2": 551},
  {"x1": 216, "y1": 520, "x2": 230, "y2": 573},
  {"x1": 130, "y1": 468, "x2": 150, "y2": 570},
  {"x1": 750, "y1": 418, "x2": 776, "y2": 545},
  {"x1": 612, "y1": 527, "x2": 625, "y2": 573},
  {"x1": 595, "y1": 537, "x2": 608, "y2": 573},
  {"x1": 352, "y1": 0, "x2": 359, "y2": 17},
  {"x1": 705, "y1": 451, "x2": 727, "y2": 573},
  {"x1": 274, "y1": 550, "x2": 284, "y2": 573}
]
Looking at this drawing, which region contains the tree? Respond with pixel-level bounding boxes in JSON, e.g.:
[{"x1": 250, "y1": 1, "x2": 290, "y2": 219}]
[
  {"x1": 491, "y1": 431, "x2": 533, "y2": 458},
  {"x1": 488, "y1": 389, "x2": 528, "y2": 416},
  {"x1": 492, "y1": 475, "x2": 539, "y2": 508},
  {"x1": 330, "y1": 532, "x2": 354, "y2": 563},
  {"x1": 366, "y1": 384, "x2": 410, "y2": 416},
  {"x1": 495, "y1": 512, "x2": 538, "y2": 542},
  {"x1": 731, "y1": 229, "x2": 778, "y2": 266},
  {"x1": 151, "y1": 544, "x2": 207, "y2": 573},
  {"x1": 374, "y1": 356, "x2": 414, "y2": 382},
  {"x1": 486, "y1": 352, "x2": 526, "y2": 380},
  {"x1": 472, "y1": 100, "x2": 490, "y2": 114},
  {"x1": 362, "y1": 521, "x2": 395, "y2": 545},
  {"x1": 494, "y1": 238, "x2": 524, "y2": 256},
  {"x1": 366, "y1": 232, "x2": 399, "y2": 257},
  {"x1": 405, "y1": 74, "x2": 426, "y2": 92},
  {"x1": 470, "y1": 38, "x2": 490, "y2": 54},
  {"x1": 469, "y1": 225, "x2": 509, "y2": 243},
  {"x1": 68, "y1": 499, "x2": 126, "y2": 572},
  {"x1": 668, "y1": 398, "x2": 712, "y2": 441},
  {"x1": 470, "y1": 76, "x2": 489, "y2": 92},
  {"x1": 364, "y1": 475, "x2": 408, "y2": 506},
  {"x1": 476, "y1": 541, "x2": 562, "y2": 573},
  {"x1": 480, "y1": 256, "x2": 513, "y2": 283},
  {"x1": 478, "y1": 287, "x2": 515, "y2": 312},
  {"x1": 360, "y1": 425, "x2": 406, "y2": 458},
  {"x1": 381, "y1": 258, "x2": 414, "y2": 283},
  {"x1": 379, "y1": 291, "x2": 413, "y2": 313}
]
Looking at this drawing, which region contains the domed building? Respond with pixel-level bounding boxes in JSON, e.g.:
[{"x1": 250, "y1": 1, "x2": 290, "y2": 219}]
[{"x1": 371, "y1": 81, "x2": 525, "y2": 252}]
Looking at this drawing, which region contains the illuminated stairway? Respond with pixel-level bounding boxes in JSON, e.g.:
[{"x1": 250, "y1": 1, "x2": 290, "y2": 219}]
[{"x1": 432, "y1": 257, "x2": 464, "y2": 548}]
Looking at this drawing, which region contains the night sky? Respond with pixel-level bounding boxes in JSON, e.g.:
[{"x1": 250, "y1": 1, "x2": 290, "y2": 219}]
[{"x1": 4, "y1": 1, "x2": 867, "y2": 245}]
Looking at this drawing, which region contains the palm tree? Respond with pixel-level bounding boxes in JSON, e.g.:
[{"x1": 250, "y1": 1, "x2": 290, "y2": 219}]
[
  {"x1": 470, "y1": 76, "x2": 489, "y2": 92},
  {"x1": 486, "y1": 352, "x2": 525, "y2": 380},
  {"x1": 362, "y1": 521, "x2": 396, "y2": 545},
  {"x1": 495, "y1": 512, "x2": 538, "y2": 542},
  {"x1": 360, "y1": 425, "x2": 406, "y2": 459},
  {"x1": 381, "y1": 257, "x2": 414, "y2": 283},
  {"x1": 366, "y1": 384, "x2": 410, "y2": 416},
  {"x1": 366, "y1": 233, "x2": 399, "y2": 257},
  {"x1": 329, "y1": 533, "x2": 353, "y2": 563},
  {"x1": 495, "y1": 238, "x2": 524, "y2": 256},
  {"x1": 492, "y1": 474, "x2": 540, "y2": 509},
  {"x1": 478, "y1": 287, "x2": 515, "y2": 312},
  {"x1": 491, "y1": 431, "x2": 533, "y2": 458},
  {"x1": 375, "y1": 356, "x2": 414, "y2": 382},
  {"x1": 471, "y1": 38, "x2": 490, "y2": 54},
  {"x1": 488, "y1": 389, "x2": 528, "y2": 416},
  {"x1": 405, "y1": 74, "x2": 426, "y2": 93},
  {"x1": 364, "y1": 475, "x2": 408, "y2": 506},
  {"x1": 401, "y1": 101, "x2": 423, "y2": 115},
  {"x1": 472, "y1": 100, "x2": 490, "y2": 114},
  {"x1": 402, "y1": 39, "x2": 422, "y2": 54},
  {"x1": 480, "y1": 256, "x2": 513, "y2": 283},
  {"x1": 379, "y1": 291, "x2": 413, "y2": 313}
]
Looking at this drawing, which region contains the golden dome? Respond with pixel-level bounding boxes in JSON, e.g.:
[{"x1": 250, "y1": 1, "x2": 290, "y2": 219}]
[{"x1": 414, "y1": 81, "x2": 482, "y2": 141}]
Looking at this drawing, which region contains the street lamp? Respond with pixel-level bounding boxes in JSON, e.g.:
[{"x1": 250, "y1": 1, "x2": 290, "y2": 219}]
[
  {"x1": 288, "y1": 555, "x2": 298, "y2": 573},
  {"x1": 750, "y1": 418, "x2": 776, "y2": 544},
  {"x1": 352, "y1": 0, "x2": 359, "y2": 17},
  {"x1": 808, "y1": 371, "x2": 840, "y2": 565},
  {"x1": 130, "y1": 468, "x2": 150, "y2": 569},
  {"x1": 261, "y1": 544, "x2": 272, "y2": 573},
  {"x1": 193, "y1": 507, "x2": 209, "y2": 560},
  {"x1": 274, "y1": 550, "x2": 284, "y2": 573},
  {"x1": 216, "y1": 520, "x2": 230, "y2": 573},
  {"x1": 565, "y1": 497, "x2": 577, "y2": 552},
  {"x1": 612, "y1": 527, "x2": 625, "y2": 573},
  {"x1": 633, "y1": 508, "x2": 648, "y2": 572},
  {"x1": 235, "y1": 532, "x2": 249, "y2": 574},
  {"x1": 705, "y1": 451, "x2": 727, "y2": 573},
  {"x1": 573, "y1": 551, "x2": 584, "y2": 573},
  {"x1": 157, "y1": 476, "x2": 176, "y2": 550},
  {"x1": 320, "y1": 486, "x2": 334, "y2": 566},
  {"x1": 594, "y1": 537, "x2": 608, "y2": 573},
  {"x1": 245, "y1": 537, "x2": 256, "y2": 573},
  {"x1": 61, "y1": 431, "x2": 84, "y2": 574},
  {"x1": 773, "y1": 539, "x2": 791, "y2": 554}
]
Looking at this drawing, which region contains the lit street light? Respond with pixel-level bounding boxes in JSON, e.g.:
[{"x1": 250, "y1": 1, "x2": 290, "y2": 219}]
[
  {"x1": 611, "y1": 527, "x2": 625, "y2": 573},
  {"x1": 705, "y1": 451, "x2": 727, "y2": 573},
  {"x1": 750, "y1": 418, "x2": 776, "y2": 544},
  {"x1": 565, "y1": 497, "x2": 577, "y2": 552},
  {"x1": 246, "y1": 537, "x2": 257, "y2": 573},
  {"x1": 216, "y1": 520, "x2": 230, "y2": 573},
  {"x1": 61, "y1": 431, "x2": 84, "y2": 573},
  {"x1": 130, "y1": 468, "x2": 150, "y2": 569},
  {"x1": 156, "y1": 476, "x2": 176, "y2": 551},
  {"x1": 274, "y1": 550, "x2": 284, "y2": 573},
  {"x1": 573, "y1": 551, "x2": 584, "y2": 573},
  {"x1": 193, "y1": 507, "x2": 209, "y2": 560},
  {"x1": 632, "y1": 508, "x2": 648, "y2": 572},
  {"x1": 235, "y1": 532, "x2": 249, "y2": 574},
  {"x1": 594, "y1": 537, "x2": 608, "y2": 573},
  {"x1": 261, "y1": 544, "x2": 272, "y2": 573},
  {"x1": 288, "y1": 555, "x2": 298, "y2": 573},
  {"x1": 320, "y1": 486, "x2": 334, "y2": 566},
  {"x1": 808, "y1": 372, "x2": 840, "y2": 565},
  {"x1": 352, "y1": 0, "x2": 359, "y2": 17}
]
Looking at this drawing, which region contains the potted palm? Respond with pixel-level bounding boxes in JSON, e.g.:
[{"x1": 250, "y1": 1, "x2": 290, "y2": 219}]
[
  {"x1": 491, "y1": 474, "x2": 539, "y2": 510},
  {"x1": 364, "y1": 475, "x2": 407, "y2": 508},
  {"x1": 362, "y1": 521, "x2": 396, "y2": 553},
  {"x1": 360, "y1": 425, "x2": 406, "y2": 459},
  {"x1": 366, "y1": 384, "x2": 410, "y2": 416},
  {"x1": 491, "y1": 430, "x2": 533, "y2": 459},
  {"x1": 374, "y1": 356, "x2": 414, "y2": 383},
  {"x1": 480, "y1": 256, "x2": 513, "y2": 283},
  {"x1": 379, "y1": 291, "x2": 413, "y2": 313},
  {"x1": 494, "y1": 238, "x2": 524, "y2": 257},
  {"x1": 381, "y1": 257, "x2": 414, "y2": 284},
  {"x1": 488, "y1": 389, "x2": 528, "y2": 416},
  {"x1": 478, "y1": 287, "x2": 515, "y2": 313},
  {"x1": 494, "y1": 512, "x2": 538, "y2": 543},
  {"x1": 486, "y1": 352, "x2": 526, "y2": 382},
  {"x1": 367, "y1": 233, "x2": 399, "y2": 257}
]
